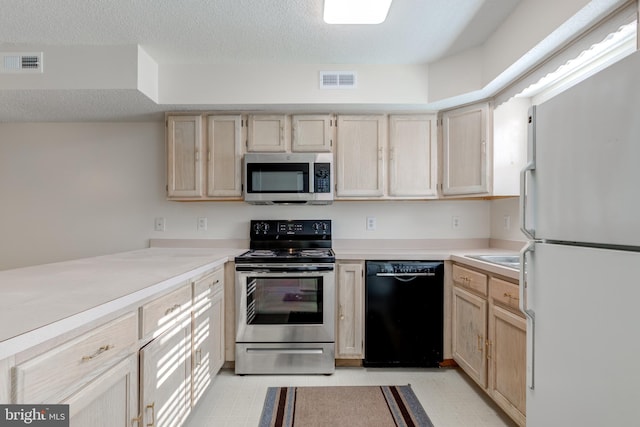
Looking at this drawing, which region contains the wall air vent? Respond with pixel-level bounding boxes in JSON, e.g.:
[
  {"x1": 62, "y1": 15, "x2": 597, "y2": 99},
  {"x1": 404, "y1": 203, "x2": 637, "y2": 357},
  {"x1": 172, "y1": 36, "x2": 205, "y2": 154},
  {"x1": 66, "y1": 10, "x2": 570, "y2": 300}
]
[
  {"x1": 319, "y1": 71, "x2": 357, "y2": 89},
  {"x1": 1, "y1": 52, "x2": 43, "y2": 73}
]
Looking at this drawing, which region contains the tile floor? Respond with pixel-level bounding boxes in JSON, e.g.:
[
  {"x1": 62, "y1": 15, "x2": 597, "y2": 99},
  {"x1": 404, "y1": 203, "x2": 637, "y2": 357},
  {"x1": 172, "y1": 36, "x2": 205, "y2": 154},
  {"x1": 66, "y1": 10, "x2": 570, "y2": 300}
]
[{"x1": 183, "y1": 367, "x2": 518, "y2": 427}]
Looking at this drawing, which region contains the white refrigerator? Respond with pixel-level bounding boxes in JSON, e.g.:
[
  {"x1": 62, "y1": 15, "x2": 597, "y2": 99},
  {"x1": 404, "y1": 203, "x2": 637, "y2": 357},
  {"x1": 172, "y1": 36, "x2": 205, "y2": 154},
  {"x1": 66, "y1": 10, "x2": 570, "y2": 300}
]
[{"x1": 520, "y1": 50, "x2": 640, "y2": 426}]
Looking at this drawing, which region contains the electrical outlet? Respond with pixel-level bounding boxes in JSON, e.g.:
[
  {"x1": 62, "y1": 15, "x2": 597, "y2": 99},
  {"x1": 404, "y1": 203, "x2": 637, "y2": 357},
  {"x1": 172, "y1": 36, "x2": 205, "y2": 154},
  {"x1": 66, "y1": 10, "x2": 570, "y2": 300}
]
[
  {"x1": 366, "y1": 216, "x2": 377, "y2": 231},
  {"x1": 503, "y1": 215, "x2": 511, "y2": 231},
  {"x1": 451, "y1": 215, "x2": 460, "y2": 229},
  {"x1": 197, "y1": 217, "x2": 208, "y2": 231},
  {"x1": 154, "y1": 217, "x2": 165, "y2": 232}
]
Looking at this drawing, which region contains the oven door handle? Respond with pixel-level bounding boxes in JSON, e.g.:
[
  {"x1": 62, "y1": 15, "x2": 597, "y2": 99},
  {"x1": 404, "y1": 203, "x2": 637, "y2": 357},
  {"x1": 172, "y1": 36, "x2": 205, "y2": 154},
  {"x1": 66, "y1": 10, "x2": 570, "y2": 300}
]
[{"x1": 236, "y1": 265, "x2": 334, "y2": 273}]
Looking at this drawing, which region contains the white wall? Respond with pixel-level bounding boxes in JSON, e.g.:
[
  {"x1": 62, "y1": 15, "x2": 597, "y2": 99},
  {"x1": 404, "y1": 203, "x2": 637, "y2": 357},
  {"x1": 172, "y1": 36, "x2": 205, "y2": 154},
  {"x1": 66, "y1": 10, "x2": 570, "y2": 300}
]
[
  {"x1": 0, "y1": 122, "x2": 495, "y2": 270},
  {"x1": 489, "y1": 197, "x2": 526, "y2": 242}
]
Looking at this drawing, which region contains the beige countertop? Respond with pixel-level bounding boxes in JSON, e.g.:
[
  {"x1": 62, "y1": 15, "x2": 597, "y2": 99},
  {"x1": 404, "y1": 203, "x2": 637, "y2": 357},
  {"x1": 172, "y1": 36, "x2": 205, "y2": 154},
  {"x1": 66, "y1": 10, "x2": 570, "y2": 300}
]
[
  {"x1": 0, "y1": 243, "x2": 520, "y2": 359},
  {"x1": 0, "y1": 247, "x2": 244, "y2": 359},
  {"x1": 335, "y1": 248, "x2": 520, "y2": 280}
]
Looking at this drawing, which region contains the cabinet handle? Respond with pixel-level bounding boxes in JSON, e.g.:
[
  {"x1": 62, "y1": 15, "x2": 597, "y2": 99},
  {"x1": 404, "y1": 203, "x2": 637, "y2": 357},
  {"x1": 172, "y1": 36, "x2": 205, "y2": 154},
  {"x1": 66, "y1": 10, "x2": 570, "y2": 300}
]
[
  {"x1": 503, "y1": 292, "x2": 518, "y2": 301},
  {"x1": 146, "y1": 402, "x2": 155, "y2": 427},
  {"x1": 195, "y1": 151, "x2": 200, "y2": 162},
  {"x1": 339, "y1": 304, "x2": 345, "y2": 321},
  {"x1": 477, "y1": 334, "x2": 483, "y2": 352},
  {"x1": 81, "y1": 344, "x2": 114, "y2": 362},
  {"x1": 165, "y1": 304, "x2": 181, "y2": 315},
  {"x1": 131, "y1": 414, "x2": 142, "y2": 426},
  {"x1": 486, "y1": 340, "x2": 492, "y2": 359},
  {"x1": 196, "y1": 348, "x2": 202, "y2": 366}
]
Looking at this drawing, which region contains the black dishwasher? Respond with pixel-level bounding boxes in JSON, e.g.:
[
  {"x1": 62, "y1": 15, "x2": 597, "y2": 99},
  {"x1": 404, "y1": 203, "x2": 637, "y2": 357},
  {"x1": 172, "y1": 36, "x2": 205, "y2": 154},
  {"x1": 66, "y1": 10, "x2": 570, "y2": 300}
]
[{"x1": 364, "y1": 261, "x2": 444, "y2": 367}]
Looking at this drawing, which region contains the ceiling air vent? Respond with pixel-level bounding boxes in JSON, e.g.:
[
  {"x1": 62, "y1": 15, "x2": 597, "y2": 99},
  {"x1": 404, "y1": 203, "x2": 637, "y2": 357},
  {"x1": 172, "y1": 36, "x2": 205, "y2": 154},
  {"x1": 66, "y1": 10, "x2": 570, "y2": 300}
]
[
  {"x1": 1, "y1": 52, "x2": 43, "y2": 73},
  {"x1": 319, "y1": 71, "x2": 357, "y2": 89}
]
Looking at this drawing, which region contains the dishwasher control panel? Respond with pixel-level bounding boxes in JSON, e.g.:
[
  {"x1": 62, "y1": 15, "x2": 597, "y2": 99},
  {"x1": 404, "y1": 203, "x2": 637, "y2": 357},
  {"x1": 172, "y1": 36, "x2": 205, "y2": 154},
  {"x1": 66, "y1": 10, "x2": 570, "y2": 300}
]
[{"x1": 367, "y1": 261, "x2": 443, "y2": 276}]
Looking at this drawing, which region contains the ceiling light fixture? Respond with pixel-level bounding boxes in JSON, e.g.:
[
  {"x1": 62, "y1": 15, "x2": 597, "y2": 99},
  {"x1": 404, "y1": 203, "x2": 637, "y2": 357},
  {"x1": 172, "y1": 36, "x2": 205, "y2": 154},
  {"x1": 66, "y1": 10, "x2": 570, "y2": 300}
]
[{"x1": 323, "y1": 0, "x2": 393, "y2": 24}]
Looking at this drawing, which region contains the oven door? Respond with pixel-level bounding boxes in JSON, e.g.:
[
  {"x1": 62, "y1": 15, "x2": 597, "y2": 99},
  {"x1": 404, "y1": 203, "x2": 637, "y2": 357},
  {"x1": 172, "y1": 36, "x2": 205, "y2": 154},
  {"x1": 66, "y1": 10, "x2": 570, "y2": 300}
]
[{"x1": 235, "y1": 264, "x2": 335, "y2": 343}]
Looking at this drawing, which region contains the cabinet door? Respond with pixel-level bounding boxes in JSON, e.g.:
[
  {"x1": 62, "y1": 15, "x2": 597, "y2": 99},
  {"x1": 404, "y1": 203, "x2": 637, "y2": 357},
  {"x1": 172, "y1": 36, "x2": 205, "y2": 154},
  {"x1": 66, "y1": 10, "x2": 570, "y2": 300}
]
[
  {"x1": 336, "y1": 115, "x2": 385, "y2": 198},
  {"x1": 206, "y1": 115, "x2": 243, "y2": 198},
  {"x1": 140, "y1": 324, "x2": 191, "y2": 427},
  {"x1": 488, "y1": 304, "x2": 526, "y2": 426},
  {"x1": 167, "y1": 115, "x2": 203, "y2": 198},
  {"x1": 441, "y1": 103, "x2": 490, "y2": 196},
  {"x1": 64, "y1": 354, "x2": 138, "y2": 427},
  {"x1": 247, "y1": 114, "x2": 288, "y2": 152},
  {"x1": 192, "y1": 270, "x2": 224, "y2": 407},
  {"x1": 336, "y1": 262, "x2": 364, "y2": 359},
  {"x1": 389, "y1": 114, "x2": 437, "y2": 198},
  {"x1": 452, "y1": 286, "x2": 488, "y2": 387},
  {"x1": 292, "y1": 114, "x2": 333, "y2": 152}
]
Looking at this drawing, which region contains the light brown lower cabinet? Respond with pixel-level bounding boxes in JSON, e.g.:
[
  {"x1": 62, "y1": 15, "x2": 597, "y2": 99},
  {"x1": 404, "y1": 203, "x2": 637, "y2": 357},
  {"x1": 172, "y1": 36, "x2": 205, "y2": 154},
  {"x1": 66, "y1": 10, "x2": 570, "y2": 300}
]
[
  {"x1": 10, "y1": 312, "x2": 139, "y2": 426},
  {"x1": 452, "y1": 286, "x2": 488, "y2": 386},
  {"x1": 140, "y1": 323, "x2": 192, "y2": 427},
  {"x1": 4, "y1": 266, "x2": 226, "y2": 427},
  {"x1": 452, "y1": 264, "x2": 526, "y2": 426},
  {"x1": 335, "y1": 261, "x2": 365, "y2": 359},
  {"x1": 192, "y1": 268, "x2": 225, "y2": 406},
  {"x1": 65, "y1": 354, "x2": 138, "y2": 427},
  {"x1": 488, "y1": 280, "x2": 526, "y2": 426}
]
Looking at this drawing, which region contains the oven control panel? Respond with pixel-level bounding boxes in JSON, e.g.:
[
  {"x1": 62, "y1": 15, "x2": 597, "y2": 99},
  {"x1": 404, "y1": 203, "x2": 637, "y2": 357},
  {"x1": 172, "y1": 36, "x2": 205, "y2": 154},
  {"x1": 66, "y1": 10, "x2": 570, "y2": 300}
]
[{"x1": 251, "y1": 220, "x2": 331, "y2": 237}]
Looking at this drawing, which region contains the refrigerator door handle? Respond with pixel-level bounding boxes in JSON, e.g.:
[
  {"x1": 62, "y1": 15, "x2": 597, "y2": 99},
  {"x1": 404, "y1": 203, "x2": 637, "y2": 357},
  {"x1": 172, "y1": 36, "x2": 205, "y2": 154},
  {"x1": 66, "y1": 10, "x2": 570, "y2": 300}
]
[
  {"x1": 520, "y1": 107, "x2": 537, "y2": 240},
  {"x1": 520, "y1": 241, "x2": 536, "y2": 389},
  {"x1": 519, "y1": 162, "x2": 536, "y2": 240}
]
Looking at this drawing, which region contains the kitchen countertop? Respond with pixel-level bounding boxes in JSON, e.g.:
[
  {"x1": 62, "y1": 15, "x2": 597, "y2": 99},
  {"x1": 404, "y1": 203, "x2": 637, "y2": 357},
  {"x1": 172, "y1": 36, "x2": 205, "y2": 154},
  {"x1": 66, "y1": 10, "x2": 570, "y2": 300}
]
[
  {"x1": 335, "y1": 248, "x2": 520, "y2": 280},
  {"x1": 0, "y1": 244, "x2": 520, "y2": 360},
  {"x1": 0, "y1": 247, "x2": 244, "y2": 359}
]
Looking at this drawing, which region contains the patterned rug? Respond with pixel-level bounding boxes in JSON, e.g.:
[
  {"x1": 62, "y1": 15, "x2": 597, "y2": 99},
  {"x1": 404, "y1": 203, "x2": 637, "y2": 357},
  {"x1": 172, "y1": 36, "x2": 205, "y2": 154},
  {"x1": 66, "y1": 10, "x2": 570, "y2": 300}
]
[{"x1": 259, "y1": 385, "x2": 434, "y2": 427}]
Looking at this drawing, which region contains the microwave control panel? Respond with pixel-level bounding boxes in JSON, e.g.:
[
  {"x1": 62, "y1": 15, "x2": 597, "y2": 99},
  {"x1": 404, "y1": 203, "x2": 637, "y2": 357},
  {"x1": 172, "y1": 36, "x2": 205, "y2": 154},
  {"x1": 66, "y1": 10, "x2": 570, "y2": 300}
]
[{"x1": 314, "y1": 163, "x2": 331, "y2": 193}]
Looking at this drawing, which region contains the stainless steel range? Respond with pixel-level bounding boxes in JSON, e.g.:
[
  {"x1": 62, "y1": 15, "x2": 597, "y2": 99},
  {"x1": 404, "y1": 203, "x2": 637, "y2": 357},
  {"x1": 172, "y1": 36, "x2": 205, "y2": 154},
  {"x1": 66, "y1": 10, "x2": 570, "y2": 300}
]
[{"x1": 235, "y1": 219, "x2": 335, "y2": 375}]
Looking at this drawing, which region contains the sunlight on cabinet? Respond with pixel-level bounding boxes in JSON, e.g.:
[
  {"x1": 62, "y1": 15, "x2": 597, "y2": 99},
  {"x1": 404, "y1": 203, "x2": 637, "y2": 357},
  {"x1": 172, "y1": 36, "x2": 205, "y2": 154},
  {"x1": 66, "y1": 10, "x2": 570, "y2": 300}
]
[{"x1": 140, "y1": 321, "x2": 192, "y2": 427}]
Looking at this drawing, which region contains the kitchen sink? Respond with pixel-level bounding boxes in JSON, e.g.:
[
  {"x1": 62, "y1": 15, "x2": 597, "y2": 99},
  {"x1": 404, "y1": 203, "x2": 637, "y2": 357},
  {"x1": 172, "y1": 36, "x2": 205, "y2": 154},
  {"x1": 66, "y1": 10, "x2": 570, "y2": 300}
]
[{"x1": 466, "y1": 254, "x2": 520, "y2": 270}]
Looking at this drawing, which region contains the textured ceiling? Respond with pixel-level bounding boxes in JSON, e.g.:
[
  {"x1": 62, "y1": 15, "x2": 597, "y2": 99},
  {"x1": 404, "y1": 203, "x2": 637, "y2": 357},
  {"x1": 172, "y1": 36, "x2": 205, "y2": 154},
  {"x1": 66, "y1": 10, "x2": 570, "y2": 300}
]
[
  {"x1": 0, "y1": 0, "x2": 521, "y2": 65},
  {"x1": 0, "y1": 0, "x2": 526, "y2": 121}
]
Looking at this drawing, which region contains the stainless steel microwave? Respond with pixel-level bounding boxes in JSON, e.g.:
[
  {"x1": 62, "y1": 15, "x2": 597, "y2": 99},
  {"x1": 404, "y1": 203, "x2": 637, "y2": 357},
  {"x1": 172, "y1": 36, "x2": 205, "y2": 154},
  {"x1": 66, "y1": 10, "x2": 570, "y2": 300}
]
[{"x1": 243, "y1": 153, "x2": 333, "y2": 205}]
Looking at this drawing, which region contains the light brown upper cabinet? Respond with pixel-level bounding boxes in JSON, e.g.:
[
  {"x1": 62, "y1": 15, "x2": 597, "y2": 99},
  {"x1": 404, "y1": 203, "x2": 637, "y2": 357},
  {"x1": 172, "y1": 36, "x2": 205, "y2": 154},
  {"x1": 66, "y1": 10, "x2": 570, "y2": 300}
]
[
  {"x1": 335, "y1": 115, "x2": 386, "y2": 198},
  {"x1": 335, "y1": 114, "x2": 437, "y2": 200},
  {"x1": 389, "y1": 114, "x2": 438, "y2": 198},
  {"x1": 206, "y1": 115, "x2": 243, "y2": 198},
  {"x1": 166, "y1": 114, "x2": 243, "y2": 200},
  {"x1": 441, "y1": 102, "x2": 491, "y2": 196},
  {"x1": 247, "y1": 114, "x2": 288, "y2": 152},
  {"x1": 167, "y1": 115, "x2": 204, "y2": 198},
  {"x1": 291, "y1": 114, "x2": 334, "y2": 152}
]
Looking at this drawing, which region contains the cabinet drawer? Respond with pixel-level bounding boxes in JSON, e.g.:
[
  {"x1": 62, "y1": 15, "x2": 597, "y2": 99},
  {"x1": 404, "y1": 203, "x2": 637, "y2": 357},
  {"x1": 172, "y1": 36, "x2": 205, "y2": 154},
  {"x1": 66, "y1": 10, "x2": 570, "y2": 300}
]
[
  {"x1": 453, "y1": 264, "x2": 488, "y2": 296},
  {"x1": 194, "y1": 268, "x2": 224, "y2": 300},
  {"x1": 13, "y1": 312, "x2": 137, "y2": 404},
  {"x1": 140, "y1": 285, "x2": 191, "y2": 339},
  {"x1": 490, "y1": 277, "x2": 522, "y2": 313}
]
